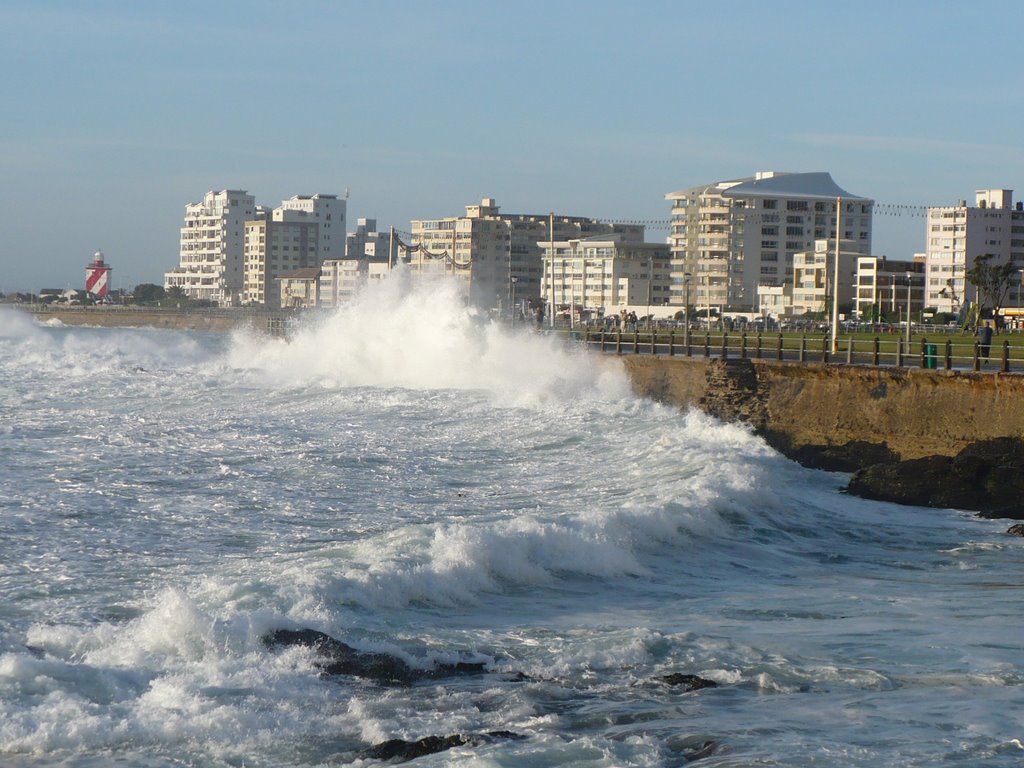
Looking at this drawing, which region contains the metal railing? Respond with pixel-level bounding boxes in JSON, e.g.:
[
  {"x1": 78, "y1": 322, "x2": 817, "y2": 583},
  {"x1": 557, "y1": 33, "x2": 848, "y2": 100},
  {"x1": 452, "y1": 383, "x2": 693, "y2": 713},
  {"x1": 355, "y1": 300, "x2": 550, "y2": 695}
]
[{"x1": 571, "y1": 329, "x2": 1024, "y2": 373}]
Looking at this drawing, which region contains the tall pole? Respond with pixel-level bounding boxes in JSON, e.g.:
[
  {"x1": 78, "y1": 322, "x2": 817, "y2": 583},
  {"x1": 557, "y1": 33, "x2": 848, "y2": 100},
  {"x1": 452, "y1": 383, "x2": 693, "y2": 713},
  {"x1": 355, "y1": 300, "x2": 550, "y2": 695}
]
[
  {"x1": 905, "y1": 272, "x2": 912, "y2": 354},
  {"x1": 549, "y1": 212, "x2": 555, "y2": 328},
  {"x1": 830, "y1": 196, "x2": 842, "y2": 353},
  {"x1": 684, "y1": 272, "x2": 691, "y2": 348}
]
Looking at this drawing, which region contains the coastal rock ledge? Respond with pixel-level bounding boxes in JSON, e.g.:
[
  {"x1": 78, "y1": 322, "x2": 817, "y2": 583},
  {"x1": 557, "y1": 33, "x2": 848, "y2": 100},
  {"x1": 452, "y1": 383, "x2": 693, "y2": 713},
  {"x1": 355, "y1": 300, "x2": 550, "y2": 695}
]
[{"x1": 844, "y1": 437, "x2": 1024, "y2": 520}]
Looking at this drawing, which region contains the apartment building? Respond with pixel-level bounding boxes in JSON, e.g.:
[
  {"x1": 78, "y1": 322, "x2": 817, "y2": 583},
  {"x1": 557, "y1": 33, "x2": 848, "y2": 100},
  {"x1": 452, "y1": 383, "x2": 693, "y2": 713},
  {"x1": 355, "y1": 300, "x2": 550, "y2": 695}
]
[
  {"x1": 318, "y1": 259, "x2": 367, "y2": 308},
  {"x1": 666, "y1": 171, "x2": 873, "y2": 313},
  {"x1": 409, "y1": 198, "x2": 643, "y2": 310},
  {"x1": 346, "y1": 218, "x2": 394, "y2": 264},
  {"x1": 854, "y1": 256, "x2": 926, "y2": 322},
  {"x1": 277, "y1": 267, "x2": 320, "y2": 309},
  {"x1": 924, "y1": 189, "x2": 1024, "y2": 314},
  {"x1": 539, "y1": 235, "x2": 671, "y2": 316},
  {"x1": 165, "y1": 190, "x2": 256, "y2": 305},
  {"x1": 242, "y1": 194, "x2": 345, "y2": 308},
  {"x1": 789, "y1": 239, "x2": 868, "y2": 317}
]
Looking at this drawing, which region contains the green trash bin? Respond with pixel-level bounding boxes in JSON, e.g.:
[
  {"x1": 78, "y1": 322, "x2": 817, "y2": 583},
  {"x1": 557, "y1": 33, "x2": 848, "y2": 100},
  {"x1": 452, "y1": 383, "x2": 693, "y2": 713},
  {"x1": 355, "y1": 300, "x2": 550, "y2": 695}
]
[{"x1": 925, "y1": 343, "x2": 938, "y2": 369}]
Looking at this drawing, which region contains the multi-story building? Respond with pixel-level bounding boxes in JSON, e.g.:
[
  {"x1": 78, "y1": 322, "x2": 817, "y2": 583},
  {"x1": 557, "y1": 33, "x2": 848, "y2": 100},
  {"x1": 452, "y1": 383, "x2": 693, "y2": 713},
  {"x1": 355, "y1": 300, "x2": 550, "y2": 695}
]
[
  {"x1": 277, "y1": 194, "x2": 345, "y2": 262},
  {"x1": 854, "y1": 256, "x2": 926, "y2": 323},
  {"x1": 346, "y1": 218, "x2": 394, "y2": 264},
  {"x1": 165, "y1": 190, "x2": 256, "y2": 305},
  {"x1": 539, "y1": 235, "x2": 670, "y2": 317},
  {"x1": 924, "y1": 189, "x2": 1024, "y2": 315},
  {"x1": 277, "y1": 267, "x2": 320, "y2": 309},
  {"x1": 789, "y1": 239, "x2": 868, "y2": 317},
  {"x1": 242, "y1": 195, "x2": 344, "y2": 308},
  {"x1": 665, "y1": 171, "x2": 873, "y2": 313},
  {"x1": 409, "y1": 198, "x2": 643, "y2": 310},
  {"x1": 318, "y1": 259, "x2": 367, "y2": 309}
]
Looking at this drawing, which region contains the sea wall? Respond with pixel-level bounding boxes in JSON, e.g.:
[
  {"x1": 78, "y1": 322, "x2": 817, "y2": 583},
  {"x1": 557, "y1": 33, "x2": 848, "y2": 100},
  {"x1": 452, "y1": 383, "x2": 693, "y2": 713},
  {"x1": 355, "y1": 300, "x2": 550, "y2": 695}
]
[
  {"x1": 621, "y1": 355, "x2": 1024, "y2": 461},
  {"x1": 15, "y1": 306, "x2": 280, "y2": 333}
]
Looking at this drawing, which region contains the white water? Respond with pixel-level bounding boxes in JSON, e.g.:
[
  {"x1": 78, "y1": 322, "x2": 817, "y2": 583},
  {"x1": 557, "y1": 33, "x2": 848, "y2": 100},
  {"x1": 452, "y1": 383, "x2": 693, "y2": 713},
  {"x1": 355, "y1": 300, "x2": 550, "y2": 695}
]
[{"x1": 2, "y1": 277, "x2": 1023, "y2": 766}]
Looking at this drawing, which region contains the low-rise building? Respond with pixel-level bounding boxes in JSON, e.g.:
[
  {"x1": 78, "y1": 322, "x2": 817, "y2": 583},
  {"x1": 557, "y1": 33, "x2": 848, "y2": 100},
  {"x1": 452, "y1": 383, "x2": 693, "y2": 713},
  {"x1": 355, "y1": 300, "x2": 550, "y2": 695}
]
[
  {"x1": 539, "y1": 235, "x2": 670, "y2": 318},
  {"x1": 854, "y1": 256, "x2": 926, "y2": 323},
  {"x1": 277, "y1": 267, "x2": 321, "y2": 309}
]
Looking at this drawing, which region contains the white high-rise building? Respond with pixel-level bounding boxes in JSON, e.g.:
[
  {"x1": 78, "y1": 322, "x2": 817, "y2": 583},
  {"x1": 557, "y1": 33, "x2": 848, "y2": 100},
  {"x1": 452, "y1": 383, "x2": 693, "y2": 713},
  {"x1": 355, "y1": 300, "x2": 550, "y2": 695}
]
[
  {"x1": 165, "y1": 190, "x2": 256, "y2": 305},
  {"x1": 410, "y1": 198, "x2": 643, "y2": 310},
  {"x1": 239, "y1": 194, "x2": 345, "y2": 308},
  {"x1": 665, "y1": 171, "x2": 873, "y2": 313},
  {"x1": 924, "y1": 189, "x2": 1024, "y2": 315}
]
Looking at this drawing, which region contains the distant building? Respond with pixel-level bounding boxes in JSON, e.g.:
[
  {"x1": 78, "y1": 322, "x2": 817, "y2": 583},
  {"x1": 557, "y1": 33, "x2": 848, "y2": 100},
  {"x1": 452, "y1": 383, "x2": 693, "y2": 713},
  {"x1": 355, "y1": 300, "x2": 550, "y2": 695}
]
[
  {"x1": 666, "y1": 171, "x2": 873, "y2": 313},
  {"x1": 539, "y1": 235, "x2": 671, "y2": 317},
  {"x1": 788, "y1": 239, "x2": 867, "y2": 317},
  {"x1": 924, "y1": 189, "x2": 1024, "y2": 315},
  {"x1": 854, "y1": 256, "x2": 926, "y2": 322},
  {"x1": 346, "y1": 218, "x2": 394, "y2": 263},
  {"x1": 277, "y1": 267, "x2": 321, "y2": 309},
  {"x1": 409, "y1": 198, "x2": 643, "y2": 309},
  {"x1": 165, "y1": 190, "x2": 256, "y2": 305},
  {"x1": 318, "y1": 259, "x2": 367, "y2": 308}
]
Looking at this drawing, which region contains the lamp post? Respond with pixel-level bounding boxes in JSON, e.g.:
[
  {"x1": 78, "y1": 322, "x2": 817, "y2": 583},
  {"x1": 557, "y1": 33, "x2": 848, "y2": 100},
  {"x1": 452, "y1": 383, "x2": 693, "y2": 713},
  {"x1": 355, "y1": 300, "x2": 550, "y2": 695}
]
[
  {"x1": 905, "y1": 272, "x2": 913, "y2": 355},
  {"x1": 830, "y1": 196, "x2": 842, "y2": 353},
  {"x1": 683, "y1": 271, "x2": 692, "y2": 348},
  {"x1": 511, "y1": 276, "x2": 518, "y2": 327}
]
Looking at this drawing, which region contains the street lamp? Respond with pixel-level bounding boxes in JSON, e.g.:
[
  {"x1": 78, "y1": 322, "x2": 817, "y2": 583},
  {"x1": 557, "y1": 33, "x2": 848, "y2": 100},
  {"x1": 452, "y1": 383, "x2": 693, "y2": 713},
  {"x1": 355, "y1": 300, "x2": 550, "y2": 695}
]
[
  {"x1": 511, "y1": 276, "x2": 518, "y2": 327},
  {"x1": 905, "y1": 272, "x2": 913, "y2": 355},
  {"x1": 683, "y1": 271, "x2": 692, "y2": 348}
]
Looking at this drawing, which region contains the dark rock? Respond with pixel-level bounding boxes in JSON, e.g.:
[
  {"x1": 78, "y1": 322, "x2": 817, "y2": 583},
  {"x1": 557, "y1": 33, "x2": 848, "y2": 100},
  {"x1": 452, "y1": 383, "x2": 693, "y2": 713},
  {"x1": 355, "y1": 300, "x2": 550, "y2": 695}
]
[
  {"x1": 845, "y1": 437, "x2": 1024, "y2": 518},
  {"x1": 361, "y1": 731, "x2": 524, "y2": 763},
  {"x1": 364, "y1": 734, "x2": 468, "y2": 761},
  {"x1": 683, "y1": 739, "x2": 719, "y2": 762},
  {"x1": 262, "y1": 628, "x2": 489, "y2": 686},
  {"x1": 1007, "y1": 523, "x2": 1024, "y2": 536},
  {"x1": 659, "y1": 673, "x2": 719, "y2": 691},
  {"x1": 788, "y1": 440, "x2": 899, "y2": 473}
]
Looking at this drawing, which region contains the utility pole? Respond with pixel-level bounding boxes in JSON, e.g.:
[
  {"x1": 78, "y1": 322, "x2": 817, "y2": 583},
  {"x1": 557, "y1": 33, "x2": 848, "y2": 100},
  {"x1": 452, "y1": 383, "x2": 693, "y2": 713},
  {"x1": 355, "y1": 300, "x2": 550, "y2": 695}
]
[{"x1": 830, "y1": 196, "x2": 842, "y2": 353}]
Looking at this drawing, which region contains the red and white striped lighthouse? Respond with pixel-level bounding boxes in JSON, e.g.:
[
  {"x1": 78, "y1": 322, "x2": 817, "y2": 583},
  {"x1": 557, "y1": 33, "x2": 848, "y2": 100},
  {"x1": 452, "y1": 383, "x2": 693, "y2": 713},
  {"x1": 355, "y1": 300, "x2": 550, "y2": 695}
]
[{"x1": 85, "y1": 250, "x2": 111, "y2": 298}]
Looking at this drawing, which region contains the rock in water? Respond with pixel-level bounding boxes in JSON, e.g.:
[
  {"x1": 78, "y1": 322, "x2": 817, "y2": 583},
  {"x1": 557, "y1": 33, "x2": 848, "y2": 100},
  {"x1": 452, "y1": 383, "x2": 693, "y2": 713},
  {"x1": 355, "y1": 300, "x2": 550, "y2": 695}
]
[{"x1": 659, "y1": 673, "x2": 719, "y2": 691}]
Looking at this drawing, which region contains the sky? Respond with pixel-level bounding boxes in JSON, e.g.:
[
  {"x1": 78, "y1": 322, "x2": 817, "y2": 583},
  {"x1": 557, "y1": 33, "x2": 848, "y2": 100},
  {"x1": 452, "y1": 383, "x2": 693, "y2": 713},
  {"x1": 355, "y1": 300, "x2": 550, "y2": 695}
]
[{"x1": 2, "y1": 0, "x2": 1023, "y2": 293}]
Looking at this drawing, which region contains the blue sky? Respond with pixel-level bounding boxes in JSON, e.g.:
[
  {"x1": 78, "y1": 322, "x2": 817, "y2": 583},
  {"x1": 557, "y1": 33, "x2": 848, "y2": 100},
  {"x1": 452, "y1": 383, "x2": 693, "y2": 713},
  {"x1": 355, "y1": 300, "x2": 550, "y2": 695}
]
[{"x1": 2, "y1": 0, "x2": 1023, "y2": 293}]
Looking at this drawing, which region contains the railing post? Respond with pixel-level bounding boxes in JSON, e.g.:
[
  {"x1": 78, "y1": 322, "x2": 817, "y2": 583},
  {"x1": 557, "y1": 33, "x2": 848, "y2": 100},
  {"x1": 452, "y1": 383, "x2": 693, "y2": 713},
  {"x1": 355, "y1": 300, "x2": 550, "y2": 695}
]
[
  {"x1": 721, "y1": 332, "x2": 729, "y2": 360},
  {"x1": 799, "y1": 335, "x2": 806, "y2": 363},
  {"x1": 873, "y1": 337, "x2": 880, "y2": 366},
  {"x1": 741, "y1": 333, "x2": 748, "y2": 359},
  {"x1": 846, "y1": 336, "x2": 853, "y2": 364},
  {"x1": 920, "y1": 338, "x2": 927, "y2": 369},
  {"x1": 616, "y1": 329, "x2": 622, "y2": 355},
  {"x1": 633, "y1": 331, "x2": 640, "y2": 355},
  {"x1": 945, "y1": 339, "x2": 952, "y2": 370},
  {"x1": 650, "y1": 329, "x2": 657, "y2": 355},
  {"x1": 777, "y1": 333, "x2": 784, "y2": 361},
  {"x1": 686, "y1": 329, "x2": 692, "y2": 358},
  {"x1": 896, "y1": 337, "x2": 904, "y2": 367},
  {"x1": 973, "y1": 342, "x2": 980, "y2": 371},
  {"x1": 600, "y1": 330, "x2": 606, "y2": 353},
  {"x1": 669, "y1": 329, "x2": 675, "y2": 357},
  {"x1": 821, "y1": 335, "x2": 828, "y2": 363},
  {"x1": 704, "y1": 332, "x2": 710, "y2": 358},
  {"x1": 1003, "y1": 339, "x2": 1010, "y2": 373},
  {"x1": 756, "y1": 332, "x2": 762, "y2": 359}
]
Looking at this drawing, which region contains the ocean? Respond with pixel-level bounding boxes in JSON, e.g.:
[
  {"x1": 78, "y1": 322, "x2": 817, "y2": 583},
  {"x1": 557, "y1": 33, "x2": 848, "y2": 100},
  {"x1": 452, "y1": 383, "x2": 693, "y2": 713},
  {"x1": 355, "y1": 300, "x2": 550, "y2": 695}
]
[{"x1": 2, "y1": 276, "x2": 1023, "y2": 767}]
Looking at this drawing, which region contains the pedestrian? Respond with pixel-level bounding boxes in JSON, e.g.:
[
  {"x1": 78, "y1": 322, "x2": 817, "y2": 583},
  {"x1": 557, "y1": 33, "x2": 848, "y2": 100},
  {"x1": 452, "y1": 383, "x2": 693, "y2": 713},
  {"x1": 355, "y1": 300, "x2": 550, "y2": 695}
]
[{"x1": 979, "y1": 320, "x2": 993, "y2": 361}]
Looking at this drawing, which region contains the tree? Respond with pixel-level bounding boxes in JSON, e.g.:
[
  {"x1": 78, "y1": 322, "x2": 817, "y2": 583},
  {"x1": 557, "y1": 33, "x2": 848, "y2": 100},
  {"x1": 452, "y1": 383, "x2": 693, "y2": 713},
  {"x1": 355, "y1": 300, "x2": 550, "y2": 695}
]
[
  {"x1": 133, "y1": 283, "x2": 165, "y2": 305},
  {"x1": 966, "y1": 254, "x2": 1016, "y2": 327}
]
